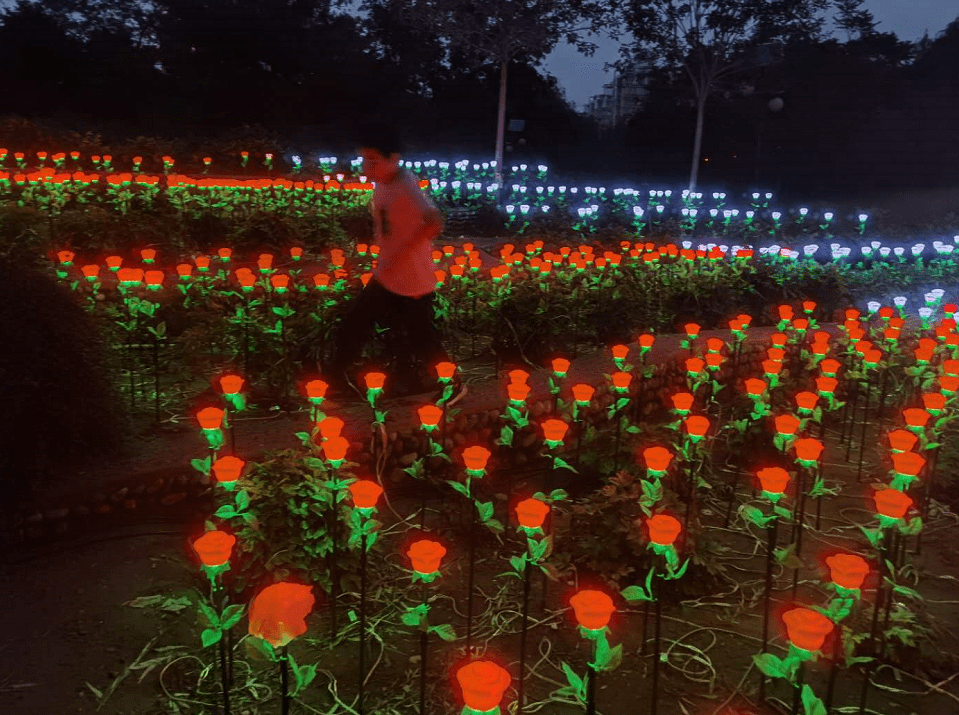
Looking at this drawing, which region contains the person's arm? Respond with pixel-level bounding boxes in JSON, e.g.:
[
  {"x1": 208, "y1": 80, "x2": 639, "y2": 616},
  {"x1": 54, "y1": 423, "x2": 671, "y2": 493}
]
[{"x1": 391, "y1": 183, "x2": 445, "y2": 256}]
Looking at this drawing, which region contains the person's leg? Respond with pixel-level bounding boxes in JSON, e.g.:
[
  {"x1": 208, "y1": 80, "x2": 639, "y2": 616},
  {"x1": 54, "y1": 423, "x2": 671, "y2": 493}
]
[
  {"x1": 403, "y1": 291, "x2": 451, "y2": 377},
  {"x1": 328, "y1": 278, "x2": 396, "y2": 375}
]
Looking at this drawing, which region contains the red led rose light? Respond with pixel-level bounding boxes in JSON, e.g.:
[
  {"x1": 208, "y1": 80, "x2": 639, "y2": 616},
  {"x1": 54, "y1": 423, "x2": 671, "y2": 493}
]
[
  {"x1": 643, "y1": 446, "x2": 673, "y2": 475},
  {"x1": 248, "y1": 582, "x2": 315, "y2": 648},
  {"x1": 782, "y1": 607, "x2": 833, "y2": 653},
  {"x1": 350, "y1": 479, "x2": 384, "y2": 510},
  {"x1": 572, "y1": 384, "x2": 594, "y2": 405},
  {"x1": 763, "y1": 360, "x2": 782, "y2": 377},
  {"x1": 508, "y1": 369, "x2": 530, "y2": 385},
  {"x1": 820, "y1": 359, "x2": 841, "y2": 377},
  {"x1": 570, "y1": 589, "x2": 616, "y2": 631},
  {"x1": 507, "y1": 382, "x2": 531, "y2": 403},
  {"x1": 541, "y1": 418, "x2": 569, "y2": 446},
  {"x1": 212, "y1": 455, "x2": 245, "y2": 486},
  {"x1": 826, "y1": 554, "x2": 869, "y2": 591},
  {"x1": 418, "y1": 405, "x2": 442, "y2": 431},
  {"x1": 364, "y1": 371, "x2": 386, "y2": 392},
  {"x1": 671, "y1": 392, "x2": 694, "y2": 413},
  {"x1": 684, "y1": 323, "x2": 701, "y2": 339},
  {"x1": 611, "y1": 371, "x2": 632, "y2": 392},
  {"x1": 321, "y1": 435, "x2": 349, "y2": 466},
  {"x1": 943, "y1": 360, "x2": 959, "y2": 376},
  {"x1": 874, "y1": 488, "x2": 912, "y2": 520},
  {"x1": 463, "y1": 446, "x2": 491, "y2": 474},
  {"x1": 611, "y1": 344, "x2": 629, "y2": 362},
  {"x1": 745, "y1": 378, "x2": 767, "y2": 398},
  {"x1": 684, "y1": 415, "x2": 710, "y2": 441},
  {"x1": 196, "y1": 406, "x2": 224, "y2": 430},
  {"x1": 647, "y1": 514, "x2": 682, "y2": 545},
  {"x1": 638, "y1": 333, "x2": 655, "y2": 352},
  {"x1": 706, "y1": 337, "x2": 725, "y2": 354},
  {"x1": 435, "y1": 361, "x2": 456, "y2": 381},
  {"x1": 551, "y1": 357, "x2": 570, "y2": 376},
  {"x1": 193, "y1": 529, "x2": 236, "y2": 568},
  {"x1": 902, "y1": 408, "x2": 931, "y2": 431},
  {"x1": 775, "y1": 414, "x2": 800, "y2": 436},
  {"x1": 795, "y1": 392, "x2": 818, "y2": 412},
  {"x1": 456, "y1": 660, "x2": 511, "y2": 714},
  {"x1": 686, "y1": 357, "x2": 705, "y2": 375},
  {"x1": 794, "y1": 438, "x2": 824, "y2": 466},
  {"x1": 887, "y1": 429, "x2": 917, "y2": 453},
  {"x1": 318, "y1": 416, "x2": 344, "y2": 440},
  {"x1": 891, "y1": 451, "x2": 925, "y2": 478},
  {"x1": 305, "y1": 379, "x2": 328, "y2": 402},
  {"x1": 407, "y1": 539, "x2": 446, "y2": 576},
  {"x1": 515, "y1": 497, "x2": 550, "y2": 530},
  {"x1": 921, "y1": 392, "x2": 946, "y2": 415},
  {"x1": 816, "y1": 376, "x2": 837, "y2": 396},
  {"x1": 770, "y1": 333, "x2": 788, "y2": 348},
  {"x1": 757, "y1": 467, "x2": 790, "y2": 499},
  {"x1": 778, "y1": 305, "x2": 794, "y2": 321},
  {"x1": 220, "y1": 374, "x2": 244, "y2": 395}
]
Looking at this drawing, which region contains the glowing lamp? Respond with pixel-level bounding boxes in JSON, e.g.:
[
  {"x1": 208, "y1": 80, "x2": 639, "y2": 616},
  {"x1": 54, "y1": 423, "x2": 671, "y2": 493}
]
[
  {"x1": 782, "y1": 607, "x2": 833, "y2": 653},
  {"x1": 887, "y1": 429, "x2": 917, "y2": 454},
  {"x1": 902, "y1": 408, "x2": 930, "y2": 432},
  {"x1": 706, "y1": 338, "x2": 724, "y2": 354},
  {"x1": 921, "y1": 392, "x2": 946, "y2": 415},
  {"x1": 638, "y1": 334, "x2": 655, "y2": 352},
  {"x1": 778, "y1": 305, "x2": 794, "y2": 321},
  {"x1": 57, "y1": 250, "x2": 74, "y2": 265},
  {"x1": 407, "y1": 539, "x2": 446, "y2": 577},
  {"x1": 197, "y1": 407, "x2": 224, "y2": 430},
  {"x1": 193, "y1": 530, "x2": 236, "y2": 568},
  {"x1": 541, "y1": 418, "x2": 569, "y2": 447},
  {"x1": 795, "y1": 392, "x2": 818, "y2": 413},
  {"x1": 757, "y1": 467, "x2": 790, "y2": 500},
  {"x1": 212, "y1": 455, "x2": 245, "y2": 486},
  {"x1": 684, "y1": 323, "x2": 701, "y2": 339},
  {"x1": 237, "y1": 270, "x2": 255, "y2": 289},
  {"x1": 825, "y1": 553, "x2": 869, "y2": 592},
  {"x1": 195, "y1": 255, "x2": 211, "y2": 272},
  {"x1": 218, "y1": 247, "x2": 232, "y2": 260},
  {"x1": 570, "y1": 589, "x2": 616, "y2": 631},
  {"x1": 463, "y1": 446, "x2": 491, "y2": 474},
  {"x1": 611, "y1": 371, "x2": 632, "y2": 392},
  {"x1": 767, "y1": 347, "x2": 786, "y2": 363},
  {"x1": 802, "y1": 301, "x2": 816, "y2": 313},
  {"x1": 775, "y1": 414, "x2": 800, "y2": 436},
  {"x1": 105, "y1": 255, "x2": 123, "y2": 271},
  {"x1": 891, "y1": 451, "x2": 925, "y2": 480},
  {"x1": 144, "y1": 270, "x2": 164, "y2": 288},
  {"x1": 794, "y1": 438, "x2": 823, "y2": 466},
  {"x1": 820, "y1": 359, "x2": 841, "y2": 377},
  {"x1": 944, "y1": 360, "x2": 959, "y2": 376},
  {"x1": 611, "y1": 344, "x2": 629, "y2": 362},
  {"x1": 257, "y1": 254, "x2": 273, "y2": 272},
  {"x1": 939, "y1": 375, "x2": 959, "y2": 395},
  {"x1": 220, "y1": 374, "x2": 244, "y2": 395},
  {"x1": 763, "y1": 360, "x2": 782, "y2": 377},
  {"x1": 364, "y1": 371, "x2": 386, "y2": 392},
  {"x1": 551, "y1": 357, "x2": 570, "y2": 377},
  {"x1": 515, "y1": 497, "x2": 550, "y2": 530},
  {"x1": 647, "y1": 513, "x2": 682, "y2": 545},
  {"x1": 705, "y1": 353, "x2": 723, "y2": 370},
  {"x1": 684, "y1": 415, "x2": 710, "y2": 442},
  {"x1": 686, "y1": 357, "x2": 705, "y2": 375},
  {"x1": 321, "y1": 435, "x2": 349, "y2": 466},
  {"x1": 140, "y1": 248, "x2": 156, "y2": 263},
  {"x1": 82, "y1": 265, "x2": 100, "y2": 281},
  {"x1": 508, "y1": 382, "x2": 531, "y2": 403},
  {"x1": 643, "y1": 446, "x2": 673, "y2": 475},
  {"x1": 270, "y1": 274, "x2": 289, "y2": 292},
  {"x1": 745, "y1": 378, "x2": 767, "y2": 398},
  {"x1": 177, "y1": 263, "x2": 193, "y2": 279},
  {"x1": 349, "y1": 479, "x2": 383, "y2": 511},
  {"x1": 418, "y1": 405, "x2": 442, "y2": 431},
  {"x1": 874, "y1": 488, "x2": 912, "y2": 521},
  {"x1": 248, "y1": 582, "x2": 315, "y2": 648},
  {"x1": 456, "y1": 660, "x2": 511, "y2": 714},
  {"x1": 318, "y1": 416, "x2": 344, "y2": 440},
  {"x1": 508, "y1": 369, "x2": 530, "y2": 385},
  {"x1": 572, "y1": 384, "x2": 594, "y2": 405},
  {"x1": 305, "y1": 379, "x2": 327, "y2": 402}
]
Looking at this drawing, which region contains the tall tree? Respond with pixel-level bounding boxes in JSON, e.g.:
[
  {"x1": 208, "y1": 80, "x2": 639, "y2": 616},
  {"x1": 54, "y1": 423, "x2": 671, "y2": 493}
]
[
  {"x1": 833, "y1": 0, "x2": 875, "y2": 41},
  {"x1": 616, "y1": 0, "x2": 831, "y2": 190},
  {"x1": 405, "y1": 0, "x2": 616, "y2": 184}
]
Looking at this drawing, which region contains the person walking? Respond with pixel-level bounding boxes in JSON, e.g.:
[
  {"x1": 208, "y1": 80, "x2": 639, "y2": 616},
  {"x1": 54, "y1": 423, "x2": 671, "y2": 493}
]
[{"x1": 324, "y1": 120, "x2": 465, "y2": 404}]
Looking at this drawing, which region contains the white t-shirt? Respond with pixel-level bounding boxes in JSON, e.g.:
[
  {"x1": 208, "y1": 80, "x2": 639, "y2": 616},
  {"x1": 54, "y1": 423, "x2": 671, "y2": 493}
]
[{"x1": 371, "y1": 168, "x2": 438, "y2": 297}]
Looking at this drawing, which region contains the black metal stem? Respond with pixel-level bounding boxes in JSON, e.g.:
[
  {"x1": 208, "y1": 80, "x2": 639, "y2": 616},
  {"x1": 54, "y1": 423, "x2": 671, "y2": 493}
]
[
  {"x1": 760, "y1": 515, "x2": 778, "y2": 702},
  {"x1": 359, "y1": 532, "x2": 368, "y2": 715},
  {"x1": 517, "y1": 558, "x2": 532, "y2": 715},
  {"x1": 153, "y1": 333, "x2": 161, "y2": 422},
  {"x1": 586, "y1": 663, "x2": 596, "y2": 715},
  {"x1": 857, "y1": 380, "x2": 872, "y2": 482},
  {"x1": 280, "y1": 647, "x2": 289, "y2": 715},
  {"x1": 466, "y1": 502, "x2": 476, "y2": 658},
  {"x1": 651, "y1": 564, "x2": 662, "y2": 715}
]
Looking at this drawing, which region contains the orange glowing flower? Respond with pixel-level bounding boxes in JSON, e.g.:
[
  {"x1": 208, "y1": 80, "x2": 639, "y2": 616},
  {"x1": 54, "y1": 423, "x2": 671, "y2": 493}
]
[
  {"x1": 782, "y1": 607, "x2": 832, "y2": 652},
  {"x1": 193, "y1": 530, "x2": 236, "y2": 568},
  {"x1": 407, "y1": 539, "x2": 446, "y2": 575},
  {"x1": 757, "y1": 467, "x2": 790, "y2": 495},
  {"x1": 463, "y1": 446, "x2": 491, "y2": 472},
  {"x1": 418, "y1": 405, "x2": 442, "y2": 430},
  {"x1": 775, "y1": 414, "x2": 800, "y2": 436},
  {"x1": 643, "y1": 446, "x2": 673, "y2": 473},
  {"x1": 826, "y1": 554, "x2": 869, "y2": 591},
  {"x1": 435, "y1": 361, "x2": 456, "y2": 380},
  {"x1": 684, "y1": 415, "x2": 710, "y2": 439},
  {"x1": 891, "y1": 451, "x2": 925, "y2": 478},
  {"x1": 745, "y1": 378, "x2": 767, "y2": 397},
  {"x1": 456, "y1": 661, "x2": 511, "y2": 714},
  {"x1": 647, "y1": 513, "x2": 682, "y2": 545},
  {"x1": 572, "y1": 384, "x2": 594, "y2": 404},
  {"x1": 686, "y1": 357, "x2": 705, "y2": 374},
  {"x1": 794, "y1": 438, "x2": 824, "y2": 463},
  {"x1": 305, "y1": 379, "x2": 328, "y2": 400},
  {"x1": 196, "y1": 407, "x2": 224, "y2": 430},
  {"x1": 321, "y1": 435, "x2": 348, "y2": 464},
  {"x1": 248, "y1": 582, "x2": 315, "y2": 648},
  {"x1": 902, "y1": 408, "x2": 931, "y2": 429},
  {"x1": 508, "y1": 369, "x2": 530, "y2": 385},
  {"x1": 551, "y1": 357, "x2": 570, "y2": 376},
  {"x1": 350, "y1": 479, "x2": 384, "y2": 509},
  {"x1": 220, "y1": 374, "x2": 244, "y2": 394},
  {"x1": 611, "y1": 371, "x2": 632, "y2": 391},
  {"x1": 364, "y1": 371, "x2": 386, "y2": 391},
  {"x1": 795, "y1": 392, "x2": 818, "y2": 411},
  {"x1": 541, "y1": 418, "x2": 569, "y2": 443},
  {"x1": 570, "y1": 589, "x2": 616, "y2": 631},
  {"x1": 874, "y1": 488, "x2": 912, "y2": 519},
  {"x1": 515, "y1": 497, "x2": 550, "y2": 529},
  {"x1": 671, "y1": 392, "x2": 694, "y2": 412}
]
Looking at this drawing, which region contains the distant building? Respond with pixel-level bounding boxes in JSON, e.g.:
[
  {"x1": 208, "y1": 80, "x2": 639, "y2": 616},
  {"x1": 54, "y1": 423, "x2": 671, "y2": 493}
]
[{"x1": 586, "y1": 63, "x2": 651, "y2": 128}]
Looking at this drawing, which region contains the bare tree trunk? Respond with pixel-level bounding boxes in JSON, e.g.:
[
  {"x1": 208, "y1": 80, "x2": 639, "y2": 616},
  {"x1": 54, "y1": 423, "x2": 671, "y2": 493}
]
[
  {"x1": 495, "y1": 60, "x2": 508, "y2": 186},
  {"x1": 688, "y1": 94, "x2": 707, "y2": 192}
]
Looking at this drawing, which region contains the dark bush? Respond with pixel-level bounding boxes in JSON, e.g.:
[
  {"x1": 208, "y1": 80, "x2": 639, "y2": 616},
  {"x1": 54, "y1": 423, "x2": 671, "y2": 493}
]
[{"x1": 0, "y1": 262, "x2": 128, "y2": 511}]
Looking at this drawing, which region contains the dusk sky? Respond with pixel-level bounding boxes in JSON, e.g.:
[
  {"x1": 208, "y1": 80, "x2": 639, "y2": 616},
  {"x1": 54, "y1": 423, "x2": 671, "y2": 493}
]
[{"x1": 545, "y1": 1, "x2": 959, "y2": 110}]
